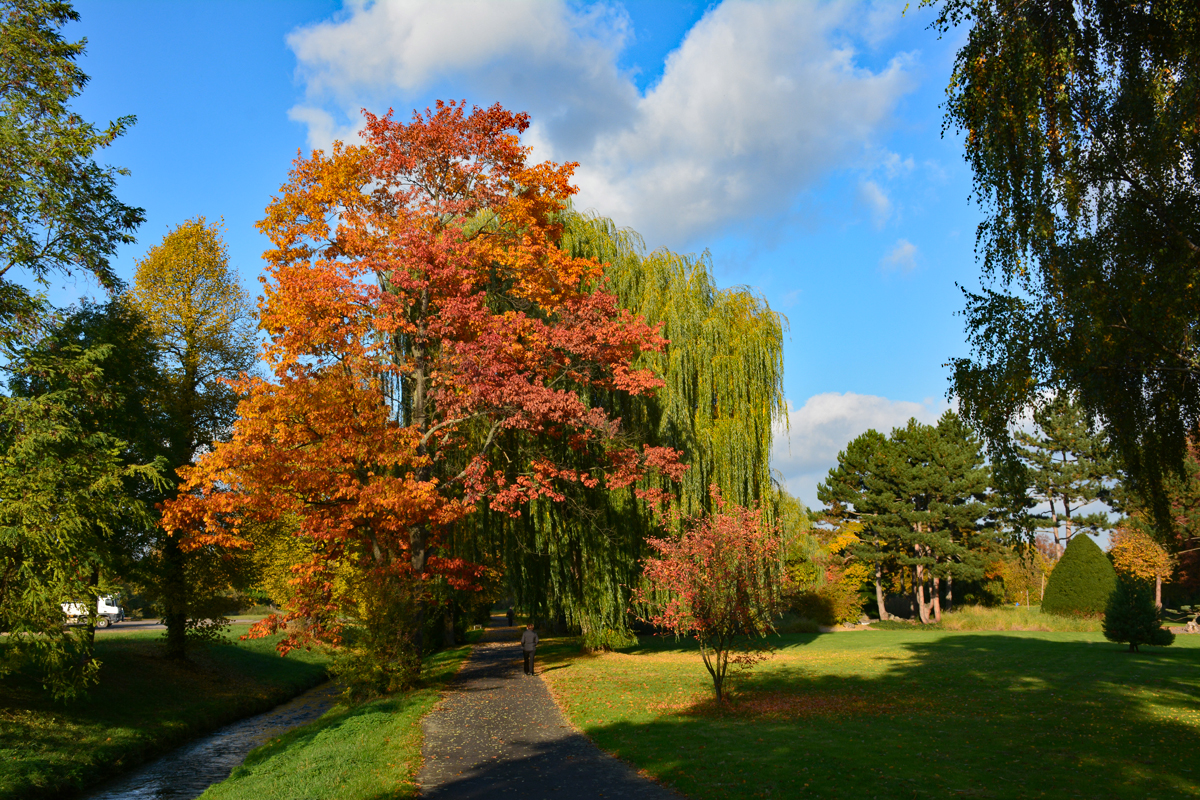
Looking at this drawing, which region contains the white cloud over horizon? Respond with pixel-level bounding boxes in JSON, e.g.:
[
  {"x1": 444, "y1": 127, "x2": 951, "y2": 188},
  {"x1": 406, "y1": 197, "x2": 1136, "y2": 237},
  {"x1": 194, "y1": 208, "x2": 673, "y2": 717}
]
[
  {"x1": 771, "y1": 391, "x2": 948, "y2": 509},
  {"x1": 285, "y1": 0, "x2": 915, "y2": 248}
]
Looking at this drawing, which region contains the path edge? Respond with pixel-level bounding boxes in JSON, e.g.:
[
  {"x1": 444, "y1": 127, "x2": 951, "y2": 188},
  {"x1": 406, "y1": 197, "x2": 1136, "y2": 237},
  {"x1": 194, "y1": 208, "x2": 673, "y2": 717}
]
[{"x1": 539, "y1": 649, "x2": 689, "y2": 798}]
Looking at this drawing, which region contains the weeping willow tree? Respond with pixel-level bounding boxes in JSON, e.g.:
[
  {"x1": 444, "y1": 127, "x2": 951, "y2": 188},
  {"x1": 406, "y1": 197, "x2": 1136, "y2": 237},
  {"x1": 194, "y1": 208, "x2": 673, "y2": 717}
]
[
  {"x1": 446, "y1": 211, "x2": 787, "y2": 648},
  {"x1": 563, "y1": 212, "x2": 787, "y2": 515}
]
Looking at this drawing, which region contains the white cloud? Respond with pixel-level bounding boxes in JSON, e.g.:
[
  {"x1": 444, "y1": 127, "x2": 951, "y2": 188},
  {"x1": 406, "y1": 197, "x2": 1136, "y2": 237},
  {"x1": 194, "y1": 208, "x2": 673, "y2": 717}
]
[
  {"x1": 857, "y1": 179, "x2": 892, "y2": 228},
  {"x1": 771, "y1": 392, "x2": 945, "y2": 508},
  {"x1": 881, "y1": 238, "x2": 918, "y2": 272},
  {"x1": 286, "y1": 0, "x2": 915, "y2": 248}
]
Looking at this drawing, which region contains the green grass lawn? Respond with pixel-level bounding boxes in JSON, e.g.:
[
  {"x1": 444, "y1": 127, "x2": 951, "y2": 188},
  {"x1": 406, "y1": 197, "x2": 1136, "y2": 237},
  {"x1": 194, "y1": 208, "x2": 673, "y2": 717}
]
[
  {"x1": 541, "y1": 629, "x2": 1200, "y2": 799},
  {"x1": 0, "y1": 624, "x2": 330, "y2": 800},
  {"x1": 198, "y1": 637, "x2": 476, "y2": 800}
]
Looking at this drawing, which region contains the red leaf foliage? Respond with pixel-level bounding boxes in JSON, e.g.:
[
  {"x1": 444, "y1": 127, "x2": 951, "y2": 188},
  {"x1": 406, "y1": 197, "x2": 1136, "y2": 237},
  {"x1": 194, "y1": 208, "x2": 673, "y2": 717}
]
[
  {"x1": 162, "y1": 101, "x2": 683, "y2": 656},
  {"x1": 635, "y1": 485, "x2": 787, "y2": 701}
]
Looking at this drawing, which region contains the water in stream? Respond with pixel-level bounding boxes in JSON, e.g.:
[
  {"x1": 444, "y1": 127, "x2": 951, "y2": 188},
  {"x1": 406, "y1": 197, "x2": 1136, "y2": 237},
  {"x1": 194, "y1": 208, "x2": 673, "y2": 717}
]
[{"x1": 81, "y1": 683, "x2": 341, "y2": 800}]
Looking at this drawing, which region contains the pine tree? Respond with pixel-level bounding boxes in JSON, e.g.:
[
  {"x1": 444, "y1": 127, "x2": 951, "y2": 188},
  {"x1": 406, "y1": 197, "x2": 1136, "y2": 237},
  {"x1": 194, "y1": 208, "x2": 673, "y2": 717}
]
[
  {"x1": 818, "y1": 428, "x2": 894, "y2": 619},
  {"x1": 1012, "y1": 396, "x2": 1115, "y2": 555},
  {"x1": 822, "y1": 413, "x2": 994, "y2": 624},
  {"x1": 1103, "y1": 575, "x2": 1175, "y2": 653}
]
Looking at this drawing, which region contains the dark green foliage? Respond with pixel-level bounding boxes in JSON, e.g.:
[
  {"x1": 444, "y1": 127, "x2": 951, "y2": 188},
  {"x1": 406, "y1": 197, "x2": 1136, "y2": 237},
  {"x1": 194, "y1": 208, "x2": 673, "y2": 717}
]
[
  {"x1": 1041, "y1": 534, "x2": 1117, "y2": 617},
  {"x1": 931, "y1": 0, "x2": 1200, "y2": 518},
  {"x1": 0, "y1": 0, "x2": 143, "y2": 319},
  {"x1": 819, "y1": 412, "x2": 997, "y2": 624},
  {"x1": 0, "y1": 311, "x2": 166, "y2": 699},
  {"x1": 1103, "y1": 575, "x2": 1176, "y2": 652}
]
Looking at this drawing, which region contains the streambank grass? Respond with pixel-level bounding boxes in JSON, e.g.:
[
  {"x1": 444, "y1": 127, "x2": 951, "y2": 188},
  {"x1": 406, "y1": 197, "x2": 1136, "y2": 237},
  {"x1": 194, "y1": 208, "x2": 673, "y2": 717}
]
[
  {"x1": 540, "y1": 629, "x2": 1200, "y2": 799},
  {"x1": 0, "y1": 624, "x2": 330, "y2": 800},
  {"x1": 199, "y1": 643, "x2": 474, "y2": 800}
]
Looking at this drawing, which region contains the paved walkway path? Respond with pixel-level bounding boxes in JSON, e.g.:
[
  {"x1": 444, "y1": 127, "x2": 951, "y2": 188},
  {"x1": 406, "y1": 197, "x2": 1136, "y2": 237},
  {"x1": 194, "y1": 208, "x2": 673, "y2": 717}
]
[{"x1": 418, "y1": 617, "x2": 677, "y2": 799}]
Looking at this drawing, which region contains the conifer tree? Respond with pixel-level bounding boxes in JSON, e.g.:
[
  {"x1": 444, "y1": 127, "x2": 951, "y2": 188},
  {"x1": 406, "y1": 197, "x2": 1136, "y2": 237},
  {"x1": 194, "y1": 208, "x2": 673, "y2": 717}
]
[
  {"x1": 870, "y1": 414, "x2": 993, "y2": 623},
  {"x1": 0, "y1": 305, "x2": 165, "y2": 698},
  {"x1": 1103, "y1": 574, "x2": 1175, "y2": 652},
  {"x1": 1041, "y1": 533, "x2": 1116, "y2": 616},
  {"x1": 821, "y1": 413, "x2": 994, "y2": 624},
  {"x1": 818, "y1": 428, "x2": 894, "y2": 619},
  {"x1": 1012, "y1": 396, "x2": 1115, "y2": 554}
]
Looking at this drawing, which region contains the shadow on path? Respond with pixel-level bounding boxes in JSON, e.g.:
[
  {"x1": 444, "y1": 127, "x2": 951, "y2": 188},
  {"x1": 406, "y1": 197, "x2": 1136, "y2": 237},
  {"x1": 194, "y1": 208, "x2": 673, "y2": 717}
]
[{"x1": 418, "y1": 616, "x2": 677, "y2": 799}]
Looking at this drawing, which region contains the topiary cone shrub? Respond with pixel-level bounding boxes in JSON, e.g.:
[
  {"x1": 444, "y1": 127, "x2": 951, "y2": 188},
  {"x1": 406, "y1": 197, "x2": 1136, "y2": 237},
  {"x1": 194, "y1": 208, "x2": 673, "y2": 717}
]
[
  {"x1": 1103, "y1": 575, "x2": 1176, "y2": 652},
  {"x1": 1041, "y1": 534, "x2": 1117, "y2": 617}
]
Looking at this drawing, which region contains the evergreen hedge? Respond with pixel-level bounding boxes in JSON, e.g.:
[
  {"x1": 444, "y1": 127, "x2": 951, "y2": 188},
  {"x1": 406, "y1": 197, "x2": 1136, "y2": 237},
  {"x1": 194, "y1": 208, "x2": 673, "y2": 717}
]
[{"x1": 1041, "y1": 534, "x2": 1117, "y2": 617}]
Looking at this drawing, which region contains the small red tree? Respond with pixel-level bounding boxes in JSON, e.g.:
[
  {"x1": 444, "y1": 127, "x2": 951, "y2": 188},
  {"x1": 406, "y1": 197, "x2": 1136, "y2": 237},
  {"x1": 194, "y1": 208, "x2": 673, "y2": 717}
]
[{"x1": 636, "y1": 486, "x2": 787, "y2": 702}]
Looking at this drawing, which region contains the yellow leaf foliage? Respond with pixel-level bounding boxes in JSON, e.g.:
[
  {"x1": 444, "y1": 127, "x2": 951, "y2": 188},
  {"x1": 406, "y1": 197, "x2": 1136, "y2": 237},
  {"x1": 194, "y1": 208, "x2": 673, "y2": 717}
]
[
  {"x1": 1110, "y1": 527, "x2": 1175, "y2": 583},
  {"x1": 129, "y1": 217, "x2": 255, "y2": 402}
]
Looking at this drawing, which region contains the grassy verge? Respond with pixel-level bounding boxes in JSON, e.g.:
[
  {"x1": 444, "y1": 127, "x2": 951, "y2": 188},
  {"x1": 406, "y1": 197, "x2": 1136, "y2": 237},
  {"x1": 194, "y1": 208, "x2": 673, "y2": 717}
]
[
  {"x1": 198, "y1": 640, "x2": 476, "y2": 800},
  {"x1": 872, "y1": 604, "x2": 1103, "y2": 632},
  {"x1": 0, "y1": 623, "x2": 330, "y2": 800},
  {"x1": 540, "y1": 629, "x2": 1200, "y2": 799}
]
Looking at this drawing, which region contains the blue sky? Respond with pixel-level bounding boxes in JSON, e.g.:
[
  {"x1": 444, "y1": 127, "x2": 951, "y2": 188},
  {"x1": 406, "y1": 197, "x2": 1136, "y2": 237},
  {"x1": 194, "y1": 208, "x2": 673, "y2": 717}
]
[{"x1": 65, "y1": 0, "x2": 985, "y2": 508}]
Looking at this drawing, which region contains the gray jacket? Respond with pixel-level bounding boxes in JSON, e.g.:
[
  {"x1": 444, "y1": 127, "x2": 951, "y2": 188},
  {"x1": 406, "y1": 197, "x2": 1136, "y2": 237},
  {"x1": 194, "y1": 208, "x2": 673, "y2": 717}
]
[{"x1": 520, "y1": 629, "x2": 538, "y2": 652}]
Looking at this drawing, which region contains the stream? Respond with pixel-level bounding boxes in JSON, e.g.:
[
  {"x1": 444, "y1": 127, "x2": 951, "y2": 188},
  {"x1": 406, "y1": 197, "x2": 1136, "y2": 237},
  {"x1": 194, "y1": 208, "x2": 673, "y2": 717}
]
[{"x1": 80, "y1": 682, "x2": 341, "y2": 800}]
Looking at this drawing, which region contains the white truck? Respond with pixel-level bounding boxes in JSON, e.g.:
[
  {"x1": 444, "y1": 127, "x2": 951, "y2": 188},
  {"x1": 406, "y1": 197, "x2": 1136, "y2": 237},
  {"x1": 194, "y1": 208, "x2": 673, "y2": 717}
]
[{"x1": 61, "y1": 596, "x2": 125, "y2": 628}]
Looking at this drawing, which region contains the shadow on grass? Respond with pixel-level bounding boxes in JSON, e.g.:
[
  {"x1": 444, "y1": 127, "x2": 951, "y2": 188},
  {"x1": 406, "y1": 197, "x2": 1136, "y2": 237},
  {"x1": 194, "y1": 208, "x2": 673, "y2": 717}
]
[
  {"x1": 0, "y1": 633, "x2": 329, "y2": 800},
  {"x1": 560, "y1": 633, "x2": 1200, "y2": 799}
]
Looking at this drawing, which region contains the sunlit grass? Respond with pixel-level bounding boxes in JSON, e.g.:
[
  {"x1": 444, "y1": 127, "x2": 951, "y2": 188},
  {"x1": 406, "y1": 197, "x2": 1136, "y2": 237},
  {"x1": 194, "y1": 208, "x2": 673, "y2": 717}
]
[
  {"x1": 0, "y1": 624, "x2": 331, "y2": 800},
  {"x1": 923, "y1": 603, "x2": 1102, "y2": 632},
  {"x1": 541, "y1": 629, "x2": 1200, "y2": 799},
  {"x1": 199, "y1": 643, "x2": 473, "y2": 800}
]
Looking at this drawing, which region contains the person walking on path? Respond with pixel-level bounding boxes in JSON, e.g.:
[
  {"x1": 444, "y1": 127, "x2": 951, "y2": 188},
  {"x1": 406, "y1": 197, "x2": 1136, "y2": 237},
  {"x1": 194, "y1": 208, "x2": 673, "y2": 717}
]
[
  {"x1": 506, "y1": 606, "x2": 515, "y2": 627},
  {"x1": 520, "y1": 623, "x2": 538, "y2": 676}
]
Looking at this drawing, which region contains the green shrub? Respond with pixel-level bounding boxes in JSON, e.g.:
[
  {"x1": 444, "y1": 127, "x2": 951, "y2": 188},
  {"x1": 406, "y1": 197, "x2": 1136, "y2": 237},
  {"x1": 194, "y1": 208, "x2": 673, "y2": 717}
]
[
  {"x1": 1103, "y1": 576, "x2": 1176, "y2": 652},
  {"x1": 582, "y1": 624, "x2": 638, "y2": 652},
  {"x1": 1041, "y1": 534, "x2": 1116, "y2": 617}
]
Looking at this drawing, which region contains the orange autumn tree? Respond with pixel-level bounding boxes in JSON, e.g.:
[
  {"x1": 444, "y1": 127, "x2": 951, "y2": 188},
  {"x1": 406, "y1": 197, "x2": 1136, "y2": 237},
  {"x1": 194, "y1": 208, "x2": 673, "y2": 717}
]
[{"x1": 163, "y1": 101, "x2": 681, "y2": 688}]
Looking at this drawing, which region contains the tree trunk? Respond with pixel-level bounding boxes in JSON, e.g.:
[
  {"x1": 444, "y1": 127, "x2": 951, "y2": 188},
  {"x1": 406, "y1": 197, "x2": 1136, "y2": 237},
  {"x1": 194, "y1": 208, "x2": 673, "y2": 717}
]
[
  {"x1": 931, "y1": 575, "x2": 942, "y2": 623},
  {"x1": 409, "y1": 521, "x2": 430, "y2": 655},
  {"x1": 443, "y1": 602, "x2": 456, "y2": 647},
  {"x1": 409, "y1": 319, "x2": 431, "y2": 658},
  {"x1": 946, "y1": 575, "x2": 954, "y2": 611},
  {"x1": 84, "y1": 565, "x2": 100, "y2": 654},
  {"x1": 1155, "y1": 574, "x2": 1162, "y2": 609},
  {"x1": 162, "y1": 532, "x2": 188, "y2": 660},
  {"x1": 874, "y1": 559, "x2": 887, "y2": 620},
  {"x1": 913, "y1": 564, "x2": 930, "y2": 624}
]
